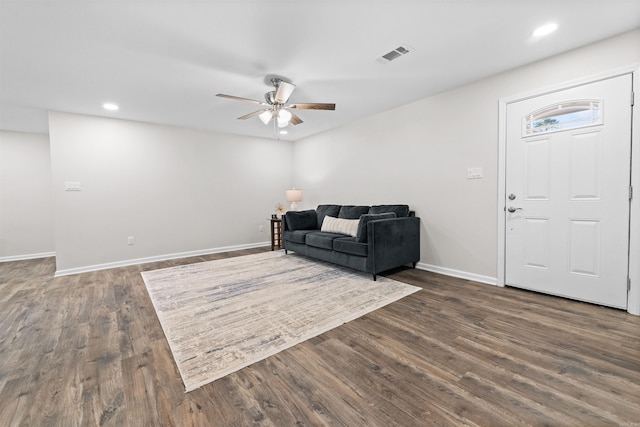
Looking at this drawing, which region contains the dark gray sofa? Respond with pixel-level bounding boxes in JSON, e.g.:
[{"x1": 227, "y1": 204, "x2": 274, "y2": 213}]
[{"x1": 282, "y1": 204, "x2": 420, "y2": 280}]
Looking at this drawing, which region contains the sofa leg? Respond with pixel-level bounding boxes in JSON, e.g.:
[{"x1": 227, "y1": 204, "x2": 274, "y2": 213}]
[
  {"x1": 373, "y1": 274, "x2": 377, "y2": 281},
  {"x1": 284, "y1": 249, "x2": 288, "y2": 254},
  {"x1": 413, "y1": 262, "x2": 417, "y2": 268}
]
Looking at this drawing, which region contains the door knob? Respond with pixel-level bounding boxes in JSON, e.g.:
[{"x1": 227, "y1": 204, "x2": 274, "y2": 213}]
[{"x1": 508, "y1": 207, "x2": 523, "y2": 213}]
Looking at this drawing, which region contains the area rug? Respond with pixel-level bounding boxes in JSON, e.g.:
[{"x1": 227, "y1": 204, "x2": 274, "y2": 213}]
[{"x1": 140, "y1": 251, "x2": 420, "y2": 392}]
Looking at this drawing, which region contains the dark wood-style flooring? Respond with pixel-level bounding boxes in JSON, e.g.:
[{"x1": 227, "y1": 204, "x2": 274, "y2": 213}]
[{"x1": 1, "y1": 247, "x2": 639, "y2": 426}]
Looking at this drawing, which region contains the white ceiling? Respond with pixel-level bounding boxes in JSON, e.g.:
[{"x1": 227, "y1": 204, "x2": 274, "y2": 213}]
[{"x1": 1, "y1": 0, "x2": 639, "y2": 141}]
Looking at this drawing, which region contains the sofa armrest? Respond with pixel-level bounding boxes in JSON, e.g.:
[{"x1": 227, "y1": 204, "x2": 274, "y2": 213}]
[
  {"x1": 282, "y1": 213, "x2": 290, "y2": 232},
  {"x1": 367, "y1": 216, "x2": 420, "y2": 274}
]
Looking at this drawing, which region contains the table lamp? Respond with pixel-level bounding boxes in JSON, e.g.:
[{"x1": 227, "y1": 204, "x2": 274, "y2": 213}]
[{"x1": 285, "y1": 188, "x2": 302, "y2": 210}]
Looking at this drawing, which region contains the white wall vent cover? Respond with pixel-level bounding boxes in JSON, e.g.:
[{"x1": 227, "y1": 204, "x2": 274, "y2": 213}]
[{"x1": 379, "y1": 45, "x2": 414, "y2": 62}]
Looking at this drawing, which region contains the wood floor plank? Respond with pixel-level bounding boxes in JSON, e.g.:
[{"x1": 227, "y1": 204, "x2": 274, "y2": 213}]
[
  {"x1": 195, "y1": 376, "x2": 260, "y2": 426},
  {"x1": 1, "y1": 251, "x2": 639, "y2": 426},
  {"x1": 312, "y1": 336, "x2": 490, "y2": 426},
  {"x1": 0, "y1": 376, "x2": 32, "y2": 426},
  {"x1": 331, "y1": 318, "x2": 524, "y2": 425},
  {"x1": 268, "y1": 343, "x2": 382, "y2": 426},
  {"x1": 453, "y1": 335, "x2": 640, "y2": 419},
  {"x1": 121, "y1": 349, "x2": 162, "y2": 426},
  {"x1": 228, "y1": 362, "x2": 325, "y2": 426}
]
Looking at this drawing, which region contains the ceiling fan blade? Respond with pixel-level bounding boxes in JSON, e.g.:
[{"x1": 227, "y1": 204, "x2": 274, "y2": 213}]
[
  {"x1": 237, "y1": 109, "x2": 271, "y2": 120},
  {"x1": 216, "y1": 94, "x2": 269, "y2": 106},
  {"x1": 274, "y1": 81, "x2": 296, "y2": 104},
  {"x1": 289, "y1": 111, "x2": 303, "y2": 125},
  {"x1": 288, "y1": 103, "x2": 336, "y2": 110}
]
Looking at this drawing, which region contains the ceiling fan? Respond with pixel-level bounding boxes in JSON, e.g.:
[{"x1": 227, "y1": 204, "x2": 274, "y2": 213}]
[{"x1": 216, "y1": 78, "x2": 335, "y2": 132}]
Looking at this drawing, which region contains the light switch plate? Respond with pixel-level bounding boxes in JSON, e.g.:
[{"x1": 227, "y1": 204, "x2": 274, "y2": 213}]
[
  {"x1": 65, "y1": 181, "x2": 82, "y2": 191},
  {"x1": 466, "y1": 168, "x2": 483, "y2": 179}
]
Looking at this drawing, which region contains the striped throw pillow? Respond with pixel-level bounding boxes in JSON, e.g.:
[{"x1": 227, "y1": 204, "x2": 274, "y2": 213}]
[{"x1": 320, "y1": 215, "x2": 359, "y2": 237}]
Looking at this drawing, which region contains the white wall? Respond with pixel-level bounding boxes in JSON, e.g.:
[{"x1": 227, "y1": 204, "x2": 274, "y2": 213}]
[
  {"x1": 293, "y1": 29, "x2": 640, "y2": 282},
  {"x1": 5, "y1": 29, "x2": 639, "y2": 291},
  {"x1": 49, "y1": 112, "x2": 293, "y2": 274},
  {"x1": 0, "y1": 131, "x2": 55, "y2": 260}
]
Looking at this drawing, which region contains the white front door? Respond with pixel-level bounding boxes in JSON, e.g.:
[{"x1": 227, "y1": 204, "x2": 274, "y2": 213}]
[{"x1": 505, "y1": 74, "x2": 632, "y2": 309}]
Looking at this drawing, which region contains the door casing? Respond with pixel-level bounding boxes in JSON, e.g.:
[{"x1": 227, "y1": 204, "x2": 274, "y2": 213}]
[{"x1": 497, "y1": 64, "x2": 640, "y2": 316}]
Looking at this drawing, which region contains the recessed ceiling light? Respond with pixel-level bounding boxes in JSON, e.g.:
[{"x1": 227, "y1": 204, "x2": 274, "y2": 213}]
[
  {"x1": 532, "y1": 22, "x2": 558, "y2": 38},
  {"x1": 103, "y1": 103, "x2": 119, "y2": 111},
  {"x1": 280, "y1": 130, "x2": 288, "y2": 135}
]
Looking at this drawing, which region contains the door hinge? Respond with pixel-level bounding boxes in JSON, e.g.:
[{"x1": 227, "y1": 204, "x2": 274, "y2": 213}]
[
  {"x1": 632, "y1": 91, "x2": 635, "y2": 107},
  {"x1": 630, "y1": 186, "x2": 634, "y2": 201},
  {"x1": 628, "y1": 277, "x2": 631, "y2": 292}
]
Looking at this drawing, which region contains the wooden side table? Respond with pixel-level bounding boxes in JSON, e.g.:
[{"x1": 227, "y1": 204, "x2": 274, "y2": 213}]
[{"x1": 270, "y1": 218, "x2": 282, "y2": 250}]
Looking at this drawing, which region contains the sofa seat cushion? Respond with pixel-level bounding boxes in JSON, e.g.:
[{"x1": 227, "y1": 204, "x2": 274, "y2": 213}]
[
  {"x1": 333, "y1": 237, "x2": 368, "y2": 257},
  {"x1": 369, "y1": 204, "x2": 410, "y2": 217},
  {"x1": 283, "y1": 229, "x2": 316, "y2": 244},
  {"x1": 306, "y1": 232, "x2": 346, "y2": 250},
  {"x1": 285, "y1": 209, "x2": 318, "y2": 231},
  {"x1": 338, "y1": 205, "x2": 370, "y2": 219}
]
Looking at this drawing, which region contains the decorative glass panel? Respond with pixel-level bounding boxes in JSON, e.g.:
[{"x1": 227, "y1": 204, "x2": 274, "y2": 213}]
[{"x1": 523, "y1": 100, "x2": 602, "y2": 136}]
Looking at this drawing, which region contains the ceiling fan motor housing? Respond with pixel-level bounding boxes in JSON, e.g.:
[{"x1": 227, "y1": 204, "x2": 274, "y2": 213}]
[{"x1": 265, "y1": 91, "x2": 277, "y2": 105}]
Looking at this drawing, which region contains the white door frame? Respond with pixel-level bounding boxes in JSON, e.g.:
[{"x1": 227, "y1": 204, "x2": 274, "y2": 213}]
[{"x1": 497, "y1": 64, "x2": 640, "y2": 316}]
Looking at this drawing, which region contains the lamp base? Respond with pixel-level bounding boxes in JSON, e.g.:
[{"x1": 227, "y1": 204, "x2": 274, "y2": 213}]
[{"x1": 289, "y1": 202, "x2": 298, "y2": 211}]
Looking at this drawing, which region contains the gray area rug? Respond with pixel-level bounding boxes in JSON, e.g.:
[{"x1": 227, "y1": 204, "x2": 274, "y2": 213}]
[{"x1": 141, "y1": 251, "x2": 420, "y2": 392}]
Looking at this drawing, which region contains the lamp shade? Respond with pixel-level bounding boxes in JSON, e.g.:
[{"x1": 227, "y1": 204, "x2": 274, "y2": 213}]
[{"x1": 285, "y1": 188, "x2": 302, "y2": 202}]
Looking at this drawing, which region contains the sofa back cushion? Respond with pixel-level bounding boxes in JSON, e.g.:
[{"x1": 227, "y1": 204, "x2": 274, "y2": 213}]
[
  {"x1": 316, "y1": 204, "x2": 341, "y2": 228},
  {"x1": 338, "y1": 205, "x2": 370, "y2": 219},
  {"x1": 320, "y1": 215, "x2": 359, "y2": 237},
  {"x1": 285, "y1": 209, "x2": 318, "y2": 231},
  {"x1": 369, "y1": 204, "x2": 410, "y2": 218},
  {"x1": 356, "y1": 212, "x2": 396, "y2": 243}
]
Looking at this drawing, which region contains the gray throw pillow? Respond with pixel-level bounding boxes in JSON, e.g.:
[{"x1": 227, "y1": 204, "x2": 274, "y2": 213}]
[
  {"x1": 356, "y1": 212, "x2": 396, "y2": 243},
  {"x1": 285, "y1": 209, "x2": 318, "y2": 231},
  {"x1": 369, "y1": 204, "x2": 410, "y2": 217},
  {"x1": 338, "y1": 205, "x2": 370, "y2": 219}
]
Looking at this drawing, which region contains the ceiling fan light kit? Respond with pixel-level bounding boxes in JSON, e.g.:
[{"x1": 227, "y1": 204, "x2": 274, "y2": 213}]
[
  {"x1": 216, "y1": 77, "x2": 336, "y2": 137},
  {"x1": 259, "y1": 110, "x2": 273, "y2": 125},
  {"x1": 272, "y1": 79, "x2": 296, "y2": 104},
  {"x1": 277, "y1": 109, "x2": 292, "y2": 127}
]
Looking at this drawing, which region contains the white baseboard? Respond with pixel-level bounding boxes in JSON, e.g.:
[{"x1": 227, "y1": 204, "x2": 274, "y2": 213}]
[
  {"x1": 0, "y1": 251, "x2": 56, "y2": 263},
  {"x1": 53, "y1": 242, "x2": 271, "y2": 277},
  {"x1": 11, "y1": 247, "x2": 496, "y2": 287},
  {"x1": 416, "y1": 262, "x2": 497, "y2": 286}
]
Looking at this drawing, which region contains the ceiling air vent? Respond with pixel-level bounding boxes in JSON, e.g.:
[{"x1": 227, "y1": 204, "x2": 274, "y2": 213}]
[{"x1": 380, "y1": 45, "x2": 414, "y2": 62}]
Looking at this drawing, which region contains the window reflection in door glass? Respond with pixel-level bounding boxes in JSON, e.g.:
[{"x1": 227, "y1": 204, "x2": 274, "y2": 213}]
[{"x1": 523, "y1": 100, "x2": 602, "y2": 136}]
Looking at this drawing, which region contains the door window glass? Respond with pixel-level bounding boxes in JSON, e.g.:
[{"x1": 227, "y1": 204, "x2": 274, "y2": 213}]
[{"x1": 523, "y1": 100, "x2": 602, "y2": 136}]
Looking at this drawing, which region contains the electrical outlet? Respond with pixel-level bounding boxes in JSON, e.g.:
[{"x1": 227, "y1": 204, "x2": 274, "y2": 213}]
[
  {"x1": 127, "y1": 236, "x2": 135, "y2": 245},
  {"x1": 259, "y1": 224, "x2": 264, "y2": 232}
]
